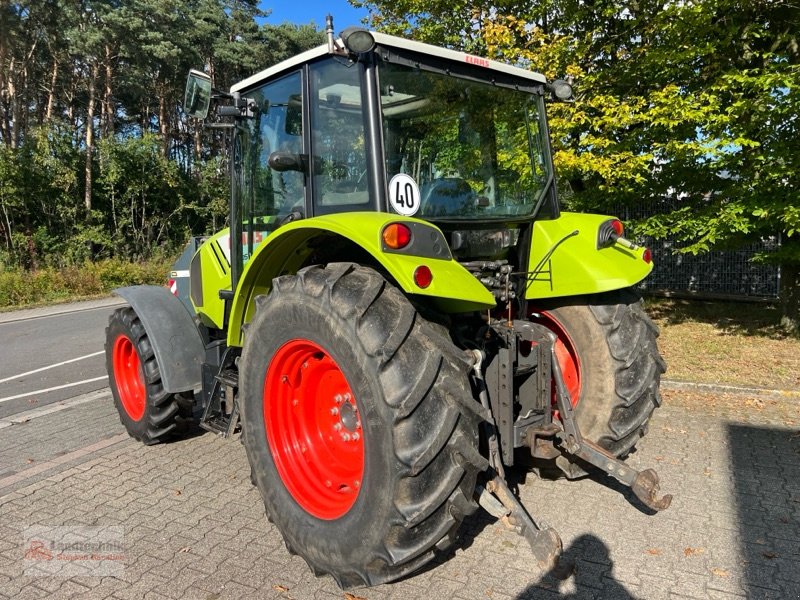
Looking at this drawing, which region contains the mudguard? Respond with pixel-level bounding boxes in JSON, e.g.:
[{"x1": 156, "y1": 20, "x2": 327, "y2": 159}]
[
  {"x1": 114, "y1": 285, "x2": 205, "y2": 393},
  {"x1": 526, "y1": 212, "x2": 653, "y2": 300},
  {"x1": 227, "y1": 212, "x2": 496, "y2": 347}
]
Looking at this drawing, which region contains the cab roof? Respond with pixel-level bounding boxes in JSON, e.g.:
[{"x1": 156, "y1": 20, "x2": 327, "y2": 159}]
[{"x1": 230, "y1": 30, "x2": 548, "y2": 94}]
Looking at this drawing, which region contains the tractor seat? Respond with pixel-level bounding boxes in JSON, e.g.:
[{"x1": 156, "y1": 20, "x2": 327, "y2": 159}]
[{"x1": 420, "y1": 178, "x2": 475, "y2": 217}]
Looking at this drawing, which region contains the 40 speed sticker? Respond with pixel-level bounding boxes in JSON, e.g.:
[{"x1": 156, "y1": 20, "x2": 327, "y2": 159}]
[{"x1": 388, "y1": 173, "x2": 420, "y2": 216}]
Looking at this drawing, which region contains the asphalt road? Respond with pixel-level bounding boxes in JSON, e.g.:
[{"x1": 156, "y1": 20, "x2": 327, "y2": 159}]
[{"x1": 0, "y1": 299, "x2": 126, "y2": 419}]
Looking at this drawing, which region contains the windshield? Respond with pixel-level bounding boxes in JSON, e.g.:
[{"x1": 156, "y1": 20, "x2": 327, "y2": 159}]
[{"x1": 380, "y1": 61, "x2": 551, "y2": 220}]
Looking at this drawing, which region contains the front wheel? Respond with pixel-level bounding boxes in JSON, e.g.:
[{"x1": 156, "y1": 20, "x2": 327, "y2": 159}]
[
  {"x1": 530, "y1": 288, "x2": 666, "y2": 473},
  {"x1": 105, "y1": 307, "x2": 194, "y2": 445},
  {"x1": 240, "y1": 264, "x2": 486, "y2": 588}
]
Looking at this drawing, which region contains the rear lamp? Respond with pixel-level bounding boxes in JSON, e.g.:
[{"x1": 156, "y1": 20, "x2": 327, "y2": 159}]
[
  {"x1": 643, "y1": 248, "x2": 653, "y2": 264},
  {"x1": 382, "y1": 223, "x2": 412, "y2": 249},
  {"x1": 341, "y1": 27, "x2": 376, "y2": 54},
  {"x1": 413, "y1": 265, "x2": 433, "y2": 289},
  {"x1": 550, "y1": 79, "x2": 574, "y2": 102}
]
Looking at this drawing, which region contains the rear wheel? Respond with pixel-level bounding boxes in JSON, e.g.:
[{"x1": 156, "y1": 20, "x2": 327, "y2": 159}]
[
  {"x1": 530, "y1": 288, "x2": 665, "y2": 474},
  {"x1": 105, "y1": 307, "x2": 194, "y2": 445},
  {"x1": 240, "y1": 263, "x2": 486, "y2": 588}
]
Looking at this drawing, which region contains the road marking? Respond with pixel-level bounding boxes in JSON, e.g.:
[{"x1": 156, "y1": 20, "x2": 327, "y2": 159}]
[
  {"x1": 0, "y1": 389, "x2": 110, "y2": 427},
  {"x1": 0, "y1": 376, "x2": 108, "y2": 404},
  {"x1": 0, "y1": 432, "x2": 129, "y2": 492},
  {"x1": 0, "y1": 351, "x2": 105, "y2": 384}
]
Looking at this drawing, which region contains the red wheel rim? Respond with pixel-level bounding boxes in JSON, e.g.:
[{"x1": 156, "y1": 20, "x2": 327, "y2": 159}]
[
  {"x1": 264, "y1": 339, "x2": 364, "y2": 520},
  {"x1": 530, "y1": 311, "x2": 581, "y2": 408},
  {"x1": 112, "y1": 335, "x2": 146, "y2": 421}
]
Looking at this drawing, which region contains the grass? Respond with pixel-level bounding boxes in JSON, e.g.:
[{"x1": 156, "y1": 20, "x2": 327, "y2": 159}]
[
  {"x1": 645, "y1": 297, "x2": 800, "y2": 391},
  {"x1": 0, "y1": 257, "x2": 175, "y2": 310}
]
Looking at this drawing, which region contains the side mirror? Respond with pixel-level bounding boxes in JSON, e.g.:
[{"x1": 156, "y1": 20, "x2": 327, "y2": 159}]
[
  {"x1": 268, "y1": 151, "x2": 307, "y2": 173},
  {"x1": 184, "y1": 69, "x2": 212, "y2": 119}
]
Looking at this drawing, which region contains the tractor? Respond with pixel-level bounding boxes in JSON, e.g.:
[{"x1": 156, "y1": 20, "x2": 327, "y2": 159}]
[{"x1": 105, "y1": 19, "x2": 671, "y2": 588}]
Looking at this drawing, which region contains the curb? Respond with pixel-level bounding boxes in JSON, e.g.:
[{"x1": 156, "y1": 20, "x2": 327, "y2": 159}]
[
  {"x1": 0, "y1": 297, "x2": 127, "y2": 324},
  {"x1": 662, "y1": 378, "x2": 800, "y2": 400}
]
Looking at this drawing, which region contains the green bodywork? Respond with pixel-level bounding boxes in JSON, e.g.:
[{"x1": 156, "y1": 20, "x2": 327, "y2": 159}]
[
  {"x1": 191, "y1": 228, "x2": 233, "y2": 330},
  {"x1": 191, "y1": 211, "x2": 652, "y2": 346},
  {"x1": 526, "y1": 212, "x2": 652, "y2": 300},
  {"x1": 220, "y1": 212, "x2": 496, "y2": 347}
]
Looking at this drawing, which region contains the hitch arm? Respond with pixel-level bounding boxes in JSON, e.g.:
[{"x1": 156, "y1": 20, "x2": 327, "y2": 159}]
[
  {"x1": 485, "y1": 476, "x2": 563, "y2": 571},
  {"x1": 551, "y1": 350, "x2": 673, "y2": 512}
]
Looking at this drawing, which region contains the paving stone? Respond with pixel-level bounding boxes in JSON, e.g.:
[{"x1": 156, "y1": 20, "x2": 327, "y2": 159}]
[{"x1": 3, "y1": 391, "x2": 800, "y2": 599}]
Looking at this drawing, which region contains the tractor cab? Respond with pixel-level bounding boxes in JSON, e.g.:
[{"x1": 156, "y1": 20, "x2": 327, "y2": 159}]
[{"x1": 185, "y1": 27, "x2": 573, "y2": 296}]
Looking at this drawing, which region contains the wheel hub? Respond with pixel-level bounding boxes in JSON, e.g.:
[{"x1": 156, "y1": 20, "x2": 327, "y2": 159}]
[{"x1": 339, "y1": 400, "x2": 359, "y2": 432}]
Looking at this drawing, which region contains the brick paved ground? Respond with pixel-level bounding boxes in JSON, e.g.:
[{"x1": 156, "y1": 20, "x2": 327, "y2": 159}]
[{"x1": 0, "y1": 389, "x2": 797, "y2": 600}]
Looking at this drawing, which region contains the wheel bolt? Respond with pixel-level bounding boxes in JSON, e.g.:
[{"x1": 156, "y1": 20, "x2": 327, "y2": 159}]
[
  {"x1": 352, "y1": 432, "x2": 360, "y2": 441},
  {"x1": 281, "y1": 375, "x2": 289, "y2": 384},
  {"x1": 343, "y1": 393, "x2": 351, "y2": 402},
  {"x1": 356, "y1": 420, "x2": 361, "y2": 430},
  {"x1": 334, "y1": 394, "x2": 343, "y2": 404},
  {"x1": 330, "y1": 407, "x2": 339, "y2": 415},
  {"x1": 341, "y1": 433, "x2": 351, "y2": 441},
  {"x1": 334, "y1": 423, "x2": 342, "y2": 431}
]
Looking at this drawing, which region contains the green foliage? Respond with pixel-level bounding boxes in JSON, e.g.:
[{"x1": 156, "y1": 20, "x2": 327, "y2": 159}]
[
  {"x1": 0, "y1": 2, "x2": 323, "y2": 280},
  {"x1": 0, "y1": 257, "x2": 174, "y2": 308}
]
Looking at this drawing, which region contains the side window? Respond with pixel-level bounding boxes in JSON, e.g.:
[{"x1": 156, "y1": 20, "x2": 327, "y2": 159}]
[
  {"x1": 253, "y1": 72, "x2": 304, "y2": 216},
  {"x1": 240, "y1": 71, "x2": 303, "y2": 262},
  {"x1": 310, "y1": 59, "x2": 369, "y2": 213}
]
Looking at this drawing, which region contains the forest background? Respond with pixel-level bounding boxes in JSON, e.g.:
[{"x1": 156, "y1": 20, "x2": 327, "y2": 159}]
[{"x1": 0, "y1": 0, "x2": 797, "y2": 330}]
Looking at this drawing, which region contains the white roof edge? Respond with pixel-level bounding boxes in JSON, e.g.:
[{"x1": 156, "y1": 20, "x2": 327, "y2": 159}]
[
  {"x1": 371, "y1": 32, "x2": 547, "y2": 85},
  {"x1": 230, "y1": 31, "x2": 547, "y2": 93},
  {"x1": 231, "y1": 44, "x2": 328, "y2": 93}
]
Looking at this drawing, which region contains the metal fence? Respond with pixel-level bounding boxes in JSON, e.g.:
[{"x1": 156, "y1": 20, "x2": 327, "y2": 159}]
[
  {"x1": 640, "y1": 237, "x2": 780, "y2": 298},
  {"x1": 611, "y1": 201, "x2": 781, "y2": 299}
]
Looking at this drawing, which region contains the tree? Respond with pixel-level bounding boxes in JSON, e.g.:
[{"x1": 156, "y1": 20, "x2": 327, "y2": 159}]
[
  {"x1": 0, "y1": 1, "x2": 324, "y2": 267},
  {"x1": 356, "y1": 0, "x2": 800, "y2": 332}
]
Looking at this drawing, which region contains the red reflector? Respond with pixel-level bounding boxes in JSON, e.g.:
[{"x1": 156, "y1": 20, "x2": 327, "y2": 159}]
[
  {"x1": 168, "y1": 279, "x2": 178, "y2": 296},
  {"x1": 382, "y1": 223, "x2": 412, "y2": 249},
  {"x1": 413, "y1": 265, "x2": 433, "y2": 289},
  {"x1": 611, "y1": 219, "x2": 624, "y2": 237},
  {"x1": 643, "y1": 248, "x2": 652, "y2": 264}
]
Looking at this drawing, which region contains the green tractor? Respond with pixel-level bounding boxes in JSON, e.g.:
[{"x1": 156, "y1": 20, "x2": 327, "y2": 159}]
[{"x1": 105, "y1": 19, "x2": 670, "y2": 588}]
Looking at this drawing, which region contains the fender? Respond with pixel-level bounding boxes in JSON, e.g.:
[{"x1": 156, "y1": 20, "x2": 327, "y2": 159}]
[
  {"x1": 114, "y1": 285, "x2": 205, "y2": 393},
  {"x1": 526, "y1": 212, "x2": 653, "y2": 300},
  {"x1": 227, "y1": 212, "x2": 496, "y2": 347}
]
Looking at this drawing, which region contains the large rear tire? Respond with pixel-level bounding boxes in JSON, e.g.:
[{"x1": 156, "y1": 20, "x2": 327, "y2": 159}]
[
  {"x1": 530, "y1": 288, "x2": 665, "y2": 473},
  {"x1": 105, "y1": 307, "x2": 194, "y2": 445},
  {"x1": 240, "y1": 263, "x2": 486, "y2": 588}
]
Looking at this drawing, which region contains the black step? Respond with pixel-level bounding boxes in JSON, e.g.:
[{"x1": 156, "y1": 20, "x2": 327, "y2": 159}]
[
  {"x1": 215, "y1": 369, "x2": 239, "y2": 388},
  {"x1": 199, "y1": 416, "x2": 231, "y2": 435}
]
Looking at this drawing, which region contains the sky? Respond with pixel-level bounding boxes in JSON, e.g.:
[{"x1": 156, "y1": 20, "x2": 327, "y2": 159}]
[{"x1": 259, "y1": 1, "x2": 370, "y2": 29}]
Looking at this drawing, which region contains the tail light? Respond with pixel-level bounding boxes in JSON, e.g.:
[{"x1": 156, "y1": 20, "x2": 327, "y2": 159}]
[
  {"x1": 642, "y1": 248, "x2": 652, "y2": 264},
  {"x1": 382, "y1": 223, "x2": 412, "y2": 249}
]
